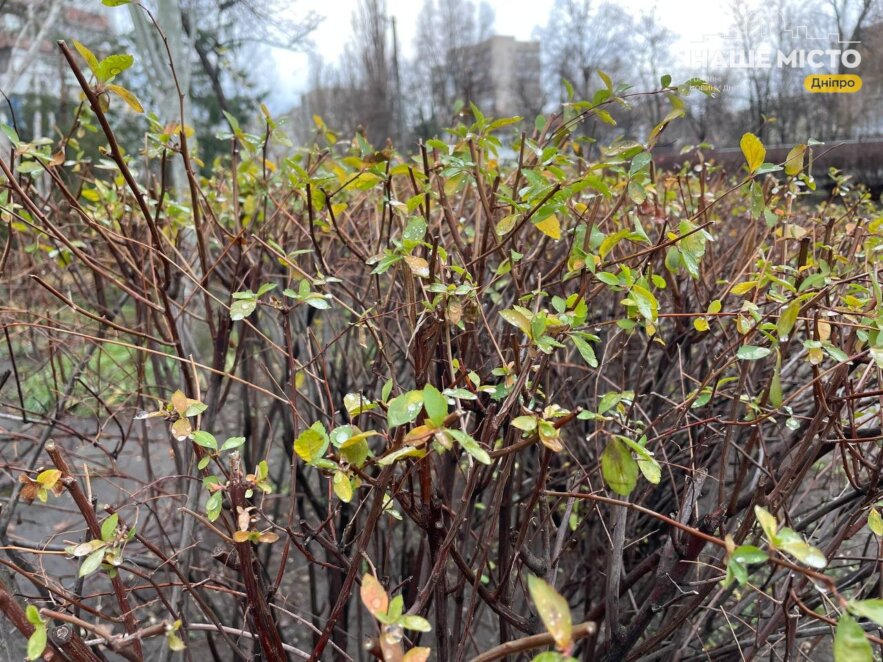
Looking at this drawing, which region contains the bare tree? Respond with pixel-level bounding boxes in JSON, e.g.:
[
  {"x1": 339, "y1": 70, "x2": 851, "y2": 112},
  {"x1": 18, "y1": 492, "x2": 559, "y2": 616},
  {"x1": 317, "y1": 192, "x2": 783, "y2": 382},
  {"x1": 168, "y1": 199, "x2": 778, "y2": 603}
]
[
  {"x1": 633, "y1": 8, "x2": 676, "y2": 129},
  {"x1": 128, "y1": 0, "x2": 320, "y2": 143},
  {"x1": 349, "y1": 0, "x2": 395, "y2": 145},
  {"x1": 0, "y1": 0, "x2": 64, "y2": 97},
  {"x1": 538, "y1": 0, "x2": 634, "y2": 103},
  {"x1": 411, "y1": 0, "x2": 495, "y2": 132}
]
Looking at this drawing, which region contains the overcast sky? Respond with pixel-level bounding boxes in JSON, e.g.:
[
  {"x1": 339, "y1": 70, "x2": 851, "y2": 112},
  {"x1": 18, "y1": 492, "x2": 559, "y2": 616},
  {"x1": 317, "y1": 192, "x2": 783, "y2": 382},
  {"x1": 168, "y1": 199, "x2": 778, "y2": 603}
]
[{"x1": 264, "y1": 0, "x2": 735, "y2": 112}]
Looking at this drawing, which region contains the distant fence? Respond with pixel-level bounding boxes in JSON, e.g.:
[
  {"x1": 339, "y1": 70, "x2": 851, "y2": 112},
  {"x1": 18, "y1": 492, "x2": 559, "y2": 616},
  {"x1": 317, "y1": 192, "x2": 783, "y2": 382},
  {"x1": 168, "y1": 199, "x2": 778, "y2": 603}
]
[{"x1": 655, "y1": 139, "x2": 883, "y2": 194}]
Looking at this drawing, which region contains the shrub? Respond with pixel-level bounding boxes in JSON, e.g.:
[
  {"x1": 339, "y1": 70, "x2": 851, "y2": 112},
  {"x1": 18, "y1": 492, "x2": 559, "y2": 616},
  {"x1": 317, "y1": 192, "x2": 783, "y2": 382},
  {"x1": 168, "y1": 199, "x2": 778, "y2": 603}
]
[{"x1": 0, "y1": 36, "x2": 881, "y2": 662}]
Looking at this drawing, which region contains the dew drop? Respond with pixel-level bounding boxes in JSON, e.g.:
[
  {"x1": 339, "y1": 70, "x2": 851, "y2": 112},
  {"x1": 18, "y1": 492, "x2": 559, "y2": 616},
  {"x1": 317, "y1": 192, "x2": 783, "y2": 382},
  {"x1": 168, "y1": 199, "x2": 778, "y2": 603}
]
[{"x1": 382, "y1": 623, "x2": 403, "y2": 645}]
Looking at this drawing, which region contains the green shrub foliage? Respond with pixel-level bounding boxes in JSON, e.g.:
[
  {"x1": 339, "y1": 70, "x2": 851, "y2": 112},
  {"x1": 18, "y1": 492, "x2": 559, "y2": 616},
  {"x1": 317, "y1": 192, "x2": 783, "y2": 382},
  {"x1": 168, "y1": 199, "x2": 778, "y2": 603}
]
[{"x1": 0, "y1": 40, "x2": 881, "y2": 662}]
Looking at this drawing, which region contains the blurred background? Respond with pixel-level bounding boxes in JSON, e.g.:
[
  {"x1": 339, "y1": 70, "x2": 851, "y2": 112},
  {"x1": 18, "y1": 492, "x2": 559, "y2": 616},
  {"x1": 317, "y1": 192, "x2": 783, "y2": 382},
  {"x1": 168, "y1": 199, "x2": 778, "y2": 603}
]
[{"x1": 2, "y1": 0, "x2": 881, "y2": 180}]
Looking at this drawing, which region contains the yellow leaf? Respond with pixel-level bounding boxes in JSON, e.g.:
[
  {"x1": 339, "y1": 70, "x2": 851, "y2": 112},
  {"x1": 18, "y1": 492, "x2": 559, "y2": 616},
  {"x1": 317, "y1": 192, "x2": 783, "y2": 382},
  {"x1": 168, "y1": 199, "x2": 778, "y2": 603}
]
[
  {"x1": 784, "y1": 144, "x2": 806, "y2": 176},
  {"x1": 360, "y1": 574, "x2": 389, "y2": 617},
  {"x1": 869, "y1": 508, "x2": 883, "y2": 536},
  {"x1": 693, "y1": 317, "x2": 709, "y2": 332},
  {"x1": 404, "y1": 255, "x2": 430, "y2": 278},
  {"x1": 73, "y1": 40, "x2": 98, "y2": 75},
  {"x1": 731, "y1": 281, "x2": 757, "y2": 295},
  {"x1": 740, "y1": 133, "x2": 766, "y2": 173},
  {"x1": 170, "y1": 417, "x2": 191, "y2": 441},
  {"x1": 403, "y1": 647, "x2": 431, "y2": 662},
  {"x1": 232, "y1": 530, "x2": 251, "y2": 543},
  {"x1": 534, "y1": 214, "x2": 561, "y2": 240},
  {"x1": 170, "y1": 390, "x2": 188, "y2": 415},
  {"x1": 404, "y1": 425, "x2": 435, "y2": 446},
  {"x1": 527, "y1": 575, "x2": 572, "y2": 652},
  {"x1": 333, "y1": 472, "x2": 353, "y2": 503},
  {"x1": 496, "y1": 214, "x2": 518, "y2": 235},
  {"x1": 770, "y1": 356, "x2": 783, "y2": 407},
  {"x1": 35, "y1": 469, "x2": 61, "y2": 488},
  {"x1": 754, "y1": 506, "x2": 778, "y2": 543},
  {"x1": 106, "y1": 84, "x2": 144, "y2": 113},
  {"x1": 257, "y1": 531, "x2": 280, "y2": 544}
]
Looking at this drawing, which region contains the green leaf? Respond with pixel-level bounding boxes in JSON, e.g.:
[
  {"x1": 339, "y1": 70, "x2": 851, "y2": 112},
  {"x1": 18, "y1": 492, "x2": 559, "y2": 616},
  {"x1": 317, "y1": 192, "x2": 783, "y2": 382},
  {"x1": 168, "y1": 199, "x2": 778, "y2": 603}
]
[
  {"x1": 737, "y1": 345, "x2": 771, "y2": 361},
  {"x1": 96, "y1": 53, "x2": 134, "y2": 83},
  {"x1": 305, "y1": 294, "x2": 331, "y2": 309},
  {"x1": 102, "y1": 0, "x2": 133, "y2": 5},
  {"x1": 597, "y1": 70, "x2": 613, "y2": 91},
  {"x1": 422, "y1": 384, "x2": 448, "y2": 428},
  {"x1": 191, "y1": 430, "x2": 218, "y2": 451},
  {"x1": 222, "y1": 110, "x2": 241, "y2": 134},
  {"x1": 386, "y1": 595, "x2": 404, "y2": 621},
  {"x1": 617, "y1": 436, "x2": 660, "y2": 485},
  {"x1": 294, "y1": 426, "x2": 328, "y2": 463},
  {"x1": 25, "y1": 605, "x2": 41, "y2": 626},
  {"x1": 601, "y1": 438, "x2": 638, "y2": 496},
  {"x1": 340, "y1": 438, "x2": 370, "y2": 468},
  {"x1": 344, "y1": 393, "x2": 375, "y2": 417},
  {"x1": 100, "y1": 513, "x2": 118, "y2": 542},
  {"x1": 628, "y1": 284, "x2": 658, "y2": 321},
  {"x1": 725, "y1": 557, "x2": 747, "y2": 586},
  {"x1": 377, "y1": 446, "x2": 426, "y2": 466},
  {"x1": 511, "y1": 416, "x2": 537, "y2": 432},
  {"x1": 221, "y1": 436, "x2": 246, "y2": 451},
  {"x1": 777, "y1": 300, "x2": 800, "y2": 340},
  {"x1": 531, "y1": 654, "x2": 570, "y2": 662},
  {"x1": 732, "y1": 545, "x2": 768, "y2": 565},
  {"x1": 500, "y1": 308, "x2": 532, "y2": 336},
  {"x1": 387, "y1": 390, "x2": 424, "y2": 428},
  {"x1": 834, "y1": 613, "x2": 872, "y2": 662},
  {"x1": 597, "y1": 391, "x2": 631, "y2": 415},
  {"x1": 79, "y1": 547, "x2": 105, "y2": 577},
  {"x1": 849, "y1": 599, "x2": 883, "y2": 627},
  {"x1": 869, "y1": 508, "x2": 883, "y2": 536},
  {"x1": 184, "y1": 400, "x2": 207, "y2": 417},
  {"x1": 27, "y1": 625, "x2": 46, "y2": 661},
  {"x1": 205, "y1": 491, "x2": 222, "y2": 522},
  {"x1": 447, "y1": 429, "x2": 491, "y2": 465},
  {"x1": 571, "y1": 334, "x2": 598, "y2": 368},
  {"x1": 527, "y1": 575, "x2": 572, "y2": 651},
  {"x1": 229, "y1": 297, "x2": 257, "y2": 321},
  {"x1": 740, "y1": 133, "x2": 766, "y2": 173},
  {"x1": 399, "y1": 614, "x2": 432, "y2": 632},
  {"x1": 776, "y1": 527, "x2": 827, "y2": 568},
  {"x1": 629, "y1": 151, "x2": 652, "y2": 177},
  {"x1": 755, "y1": 163, "x2": 782, "y2": 175}
]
